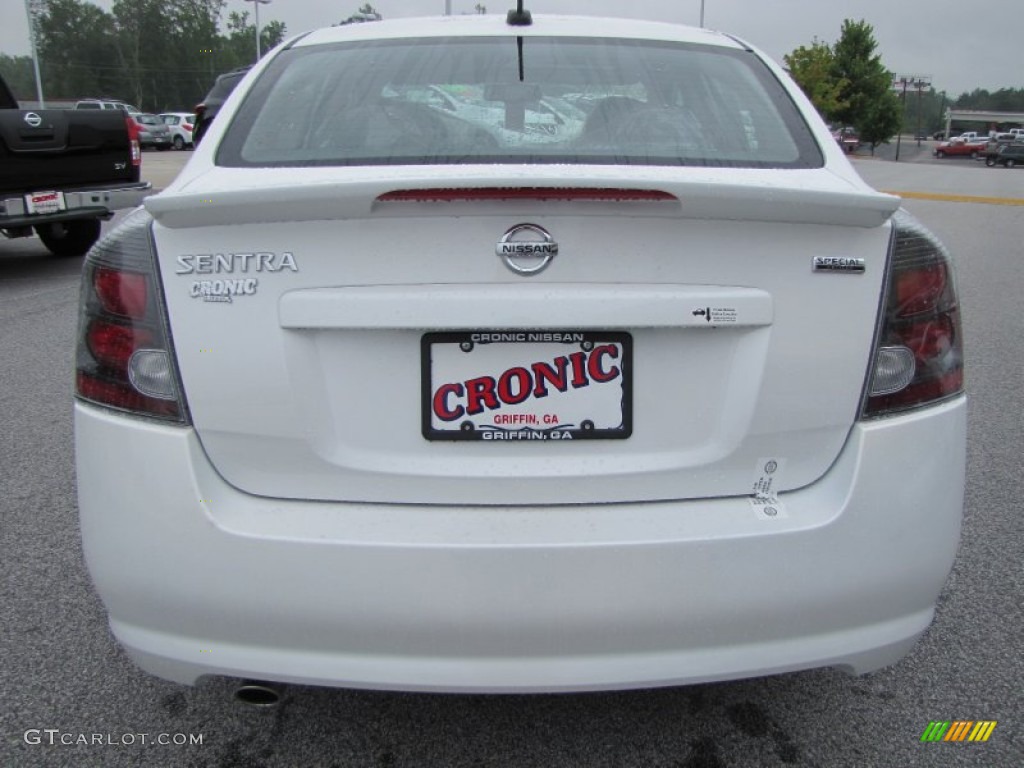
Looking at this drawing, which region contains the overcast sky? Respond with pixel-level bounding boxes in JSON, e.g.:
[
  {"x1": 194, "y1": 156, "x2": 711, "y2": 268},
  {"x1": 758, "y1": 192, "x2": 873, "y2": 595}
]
[{"x1": 2, "y1": 0, "x2": 1017, "y2": 97}]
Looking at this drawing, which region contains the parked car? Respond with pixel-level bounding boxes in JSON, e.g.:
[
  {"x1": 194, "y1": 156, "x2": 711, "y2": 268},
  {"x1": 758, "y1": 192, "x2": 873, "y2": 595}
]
[
  {"x1": 389, "y1": 84, "x2": 583, "y2": 145},
  {"x1": 991, "y1": 143, "x2": 1024, "y2": 167},
  {"x1": 982, "y1": 135, "x2": 1023, "y2": 166},
  {"x1": 128, "y1": 113, "x2": 172, "y2": 150},
  {"x1": 192, "y1": 66, "x2": 250, "y2": 145},
  {"x1": 159, "y1": 112, "x2": 195, "y2": 150},
  {"x1": 831, "y1": 125, "x2": 859, "y2": 153},
  {"x1": 75, "y1": 12, "x2": 965, "y2": 696},
  {"x1": 75, "y1": 98, "x2": 141, "y2": 114},
  {"x1": 933, "y1": 137, "x2": 988, "y2": 158}
]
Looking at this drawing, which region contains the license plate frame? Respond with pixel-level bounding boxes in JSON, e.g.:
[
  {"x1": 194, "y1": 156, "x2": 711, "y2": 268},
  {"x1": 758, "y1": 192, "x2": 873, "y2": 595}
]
[
  {"x1": 422, "y1": 331, "x2": 632, "y2": 442},
  {"x1": 24, "y1": 190, "x2": 66, "y2": 215}
]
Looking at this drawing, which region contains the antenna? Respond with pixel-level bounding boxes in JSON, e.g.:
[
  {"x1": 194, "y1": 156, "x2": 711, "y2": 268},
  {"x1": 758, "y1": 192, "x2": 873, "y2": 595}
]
[{"x1": 507, "y1": 1, "x2": 532, "y2": 26}]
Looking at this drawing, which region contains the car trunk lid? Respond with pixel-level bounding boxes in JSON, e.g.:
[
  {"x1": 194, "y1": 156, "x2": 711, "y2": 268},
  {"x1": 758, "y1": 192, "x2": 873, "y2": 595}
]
[{"x1": 149, "y1": 166, "x2": 898, "y2": 505}]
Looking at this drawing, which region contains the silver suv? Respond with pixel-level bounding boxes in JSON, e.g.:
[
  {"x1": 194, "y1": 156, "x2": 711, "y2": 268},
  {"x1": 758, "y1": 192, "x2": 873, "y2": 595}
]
[{"x1": 74, "y1": 99, "x2": 140, "y2": 114}]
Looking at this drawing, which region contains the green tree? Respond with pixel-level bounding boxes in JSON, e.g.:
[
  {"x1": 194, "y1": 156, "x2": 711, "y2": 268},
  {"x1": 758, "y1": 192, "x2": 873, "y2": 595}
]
[
  {"x1": 338, "y1": 4, "x2": 382, "y2": 24},
  {"x1": 164, "y1": 0, "x2": 226, "y2": 105},
  {"x1": 830, "y1": 19, "x2": 900, "y2": 148},
  {"x1": 218, "y1": 10, "x2": 287, "y2": 66},
  {"x1": 262, "y1": 21, "x2": 287, "y2": 53},
  {"x1": 0, "y1": 54, "x2": 38, "y2": 100},
  {"x1": 955, "y1": 88, "x2": 1024, "y2": 112},
  {"x1": 112, "y1": 0, "x2": 178, "y2": 108},
  {"x1": 36, "y1": 0, "x2": 120, "y2": 100},
  {"x1": 784, "y1": 39, "x2": 847, "y2": 122},
  {"x1": 859, "y1": 89, "x2": 902, "y2": 150},
  {"x1": 32, "y1": 0, "x2": 284, "y2": 111}
]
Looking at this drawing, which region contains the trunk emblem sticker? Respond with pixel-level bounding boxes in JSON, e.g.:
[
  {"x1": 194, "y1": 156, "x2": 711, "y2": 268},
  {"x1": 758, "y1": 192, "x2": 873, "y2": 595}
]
[
  {"x1": 24, "y1": 112, "x2": 43, "y2": 128},
  {"x1": 813, "y1": 256, "x2": 866, "y2": 273},
  {"x1": 497, "y1": 224, "x2": 558, "y2": 276}
]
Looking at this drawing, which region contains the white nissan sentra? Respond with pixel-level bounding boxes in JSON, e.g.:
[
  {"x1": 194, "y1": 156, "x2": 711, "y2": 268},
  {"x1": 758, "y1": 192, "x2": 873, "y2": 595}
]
[{"x1": 74, "y1": 9, "x2": 965, "y2": 694}]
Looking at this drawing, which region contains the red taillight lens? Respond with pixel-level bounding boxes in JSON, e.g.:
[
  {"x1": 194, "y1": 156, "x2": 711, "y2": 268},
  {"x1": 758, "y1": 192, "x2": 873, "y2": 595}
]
[
  {"x1": 76, "y1": 371, "x2": 180, "y2": 418},
  {"x1": 75, "y1": 210, "x2": 188, "y2": 423},
  {"x1": 863, "y1": 213, "x2": 964, "y2": 416},
  {"x1": 124, "y1": 116, "x2": 141, "y2": 167},
  {"x1": 894, "y1": 261, "x2": 948, "y2": 316},
  {"x1": 94, "y1": 267, "x2": 148, "y2": 318},
  {"x1": 86, "y1": 319, "x2": 155, "y2": 370}
]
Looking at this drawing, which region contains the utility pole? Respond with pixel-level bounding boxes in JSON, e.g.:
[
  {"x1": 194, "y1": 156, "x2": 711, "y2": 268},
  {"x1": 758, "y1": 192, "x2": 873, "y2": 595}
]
[
  {"x1": 700, "y1": 1, "x2": 706, "y2": 27},
  {"x1": 246, "y1": 0, "x2": 271, "y2": 62},
  {"x1": 891, "y1": 74, "x2": 931, "y2": 161},
  {"x1": 445, "y1": 1, "x2": 452, "y2": 15},
  {"x1": 24, "y1": 0, "x2": 45, "y2": 107}
]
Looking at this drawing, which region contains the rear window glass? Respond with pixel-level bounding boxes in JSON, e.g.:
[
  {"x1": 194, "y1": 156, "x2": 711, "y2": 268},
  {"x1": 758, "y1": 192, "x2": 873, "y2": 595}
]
[{"x1": 218, "y1": 37, "x2": 822, "y2": 169}]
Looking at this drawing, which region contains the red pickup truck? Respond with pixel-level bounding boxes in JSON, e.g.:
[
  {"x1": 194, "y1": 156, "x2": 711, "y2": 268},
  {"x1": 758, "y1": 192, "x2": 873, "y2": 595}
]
[{"x1": 934, "y1": 137, "x2": 988, "y2": 159}]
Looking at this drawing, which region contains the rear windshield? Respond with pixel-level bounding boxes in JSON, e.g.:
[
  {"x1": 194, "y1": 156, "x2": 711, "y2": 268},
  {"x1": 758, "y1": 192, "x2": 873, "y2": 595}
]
[{"x1": 218, "y1": 36, "x2": 822, "y2": 169}]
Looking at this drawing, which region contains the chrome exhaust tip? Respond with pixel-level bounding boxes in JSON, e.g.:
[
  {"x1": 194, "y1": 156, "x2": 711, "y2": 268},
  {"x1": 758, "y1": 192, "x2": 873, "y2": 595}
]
[{"x1": 233, "y1": 681, "x2": 282, "y2": 707}]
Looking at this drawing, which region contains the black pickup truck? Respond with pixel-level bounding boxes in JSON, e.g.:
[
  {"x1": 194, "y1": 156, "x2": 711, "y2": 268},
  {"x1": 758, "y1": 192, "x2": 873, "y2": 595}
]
[{"x1": 0, "y1": 74, "x2": 150, "y2": 257}]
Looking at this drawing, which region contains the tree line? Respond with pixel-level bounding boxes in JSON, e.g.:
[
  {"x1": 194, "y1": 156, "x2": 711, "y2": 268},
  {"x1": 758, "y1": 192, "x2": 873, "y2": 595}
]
[
  {"x1": 1, "y1": 6, "x2": 1019, "y2": 129},
  {"x1": 2, "y1": 0, "x2": 287, "y2": 112},
  {"x1": 785, "y1": 19, "x2": 1024, "y2": 147}
]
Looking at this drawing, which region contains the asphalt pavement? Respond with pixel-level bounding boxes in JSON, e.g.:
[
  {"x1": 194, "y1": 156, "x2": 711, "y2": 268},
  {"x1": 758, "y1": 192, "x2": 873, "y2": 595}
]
[{"x1": 1, "y1": 150, "x2": 1022, "y2": 768}]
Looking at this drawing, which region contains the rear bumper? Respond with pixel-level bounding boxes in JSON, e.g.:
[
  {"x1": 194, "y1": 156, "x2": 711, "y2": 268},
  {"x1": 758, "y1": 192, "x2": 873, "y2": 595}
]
[
  {"x1": 75, "y1": 397, "x2": 965, "y2": 692},
  {"x1": 0, "y1": 182, "x2": 150, "y2": 228}
]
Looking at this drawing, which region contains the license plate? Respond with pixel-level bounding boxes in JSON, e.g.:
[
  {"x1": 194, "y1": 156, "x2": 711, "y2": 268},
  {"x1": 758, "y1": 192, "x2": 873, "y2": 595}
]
[
  {"x1": 422, "y1": 331, "x2": 632, "y2": 441},
  {"x1": 25, "y1": 190, "x2": 65, "y2": 215}
]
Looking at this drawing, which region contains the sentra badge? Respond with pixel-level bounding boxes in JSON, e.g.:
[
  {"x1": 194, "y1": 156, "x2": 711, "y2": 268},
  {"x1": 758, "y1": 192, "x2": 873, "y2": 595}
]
[
  {"x1": 178, "y1": 252, "x2": 298, "y2": 303},
  {"x1": 497, "y1": 224, "x2": 558, "y2": 276},
  {"x1": 176, "y1": 252, "x2": 298, "y2": 274}
]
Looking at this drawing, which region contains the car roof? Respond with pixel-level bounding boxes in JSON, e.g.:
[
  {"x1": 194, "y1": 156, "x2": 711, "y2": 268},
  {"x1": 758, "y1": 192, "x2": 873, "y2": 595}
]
[{"x1": 295, "y1": 14, "x2": 746, "y2": 50}]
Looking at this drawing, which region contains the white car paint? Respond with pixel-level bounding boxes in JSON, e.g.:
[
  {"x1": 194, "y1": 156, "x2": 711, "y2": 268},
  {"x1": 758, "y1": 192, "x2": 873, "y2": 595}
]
[{"x1": 75, "y1": 13, "x2": 965, "y2": 693}]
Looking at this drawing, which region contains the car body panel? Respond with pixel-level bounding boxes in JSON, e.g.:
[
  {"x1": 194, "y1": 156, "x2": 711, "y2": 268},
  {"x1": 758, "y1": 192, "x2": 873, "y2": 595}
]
[
  {"x1": 75, "y1": 14, "x2": 964, "y2": 693},
  {"x1": 77, "y1": 395, "x2": 965, "y2": 691},
  {"x1": 148, "y1": 163, "x2": 896, "y2": 505}
]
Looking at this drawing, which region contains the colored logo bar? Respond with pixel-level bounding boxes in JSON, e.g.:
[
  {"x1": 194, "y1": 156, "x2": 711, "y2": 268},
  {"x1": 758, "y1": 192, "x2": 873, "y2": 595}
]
[{"x1": 921, "y1": 721, "x2": 997, "y2": 742}]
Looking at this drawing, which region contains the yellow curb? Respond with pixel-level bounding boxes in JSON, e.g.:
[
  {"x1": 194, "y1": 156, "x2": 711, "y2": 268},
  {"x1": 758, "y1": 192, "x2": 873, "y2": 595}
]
[{"x1": 882, "y1": 190, "x2": 1024, "y2": 206}]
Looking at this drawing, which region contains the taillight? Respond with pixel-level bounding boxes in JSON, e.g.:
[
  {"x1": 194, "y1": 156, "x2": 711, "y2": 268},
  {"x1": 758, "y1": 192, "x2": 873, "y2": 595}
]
[
  {"x1": 75, "y1": 210, "x2": 189, "y2": 423},
  {"x1": 862, "y1": 211, "x2": 964, "y2": 417},
  {"x1": 124, "y1": 116, "x2": 141, "y2": 167}
]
